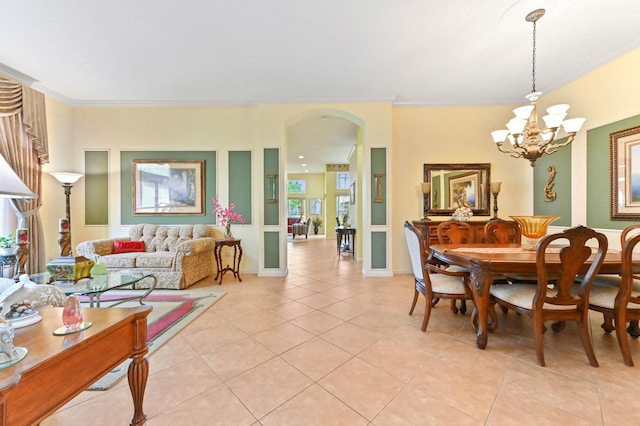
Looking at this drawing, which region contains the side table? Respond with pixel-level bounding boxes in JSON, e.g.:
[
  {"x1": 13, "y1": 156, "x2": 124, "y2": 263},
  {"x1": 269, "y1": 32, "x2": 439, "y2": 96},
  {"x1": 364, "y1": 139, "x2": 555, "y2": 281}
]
[
  {"x1": 0, "y1": 254, "x2": 17, "y2": 278},
  {"x1": 335, "y1": 227, "x2": 356, "y2": 257},
  {"x1": 214, "y1": 239, "x2": 243, "y2": 284}
]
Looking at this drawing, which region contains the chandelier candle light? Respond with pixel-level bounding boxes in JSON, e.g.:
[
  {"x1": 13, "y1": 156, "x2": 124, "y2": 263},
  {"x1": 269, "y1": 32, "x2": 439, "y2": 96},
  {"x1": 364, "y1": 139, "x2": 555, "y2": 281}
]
[
  {"x1": 491, "y1": 9, "x2": 586, "y2": 167},
  {"x1": 213, "y1": 197, "x2": 246, "y2": 239}
]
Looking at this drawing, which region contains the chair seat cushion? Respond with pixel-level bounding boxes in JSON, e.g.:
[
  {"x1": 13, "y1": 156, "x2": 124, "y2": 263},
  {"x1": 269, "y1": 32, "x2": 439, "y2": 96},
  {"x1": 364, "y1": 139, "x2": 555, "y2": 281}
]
[
  {"x1": 428, "y1": 273, "x2": 466, "y2": 295},
  {"x1": 589, "y1": 282, "x2": 640, "y2": 310},
  {"x1": 490, "y1": 284, "x2": 574, "y2": 310}
]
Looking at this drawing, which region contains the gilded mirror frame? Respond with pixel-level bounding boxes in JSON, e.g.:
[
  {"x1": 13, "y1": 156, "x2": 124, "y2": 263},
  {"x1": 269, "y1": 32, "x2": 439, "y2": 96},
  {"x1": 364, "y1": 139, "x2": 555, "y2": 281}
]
[{"x1": 423, "y1": 163, "x2": 491, "y2": 216}]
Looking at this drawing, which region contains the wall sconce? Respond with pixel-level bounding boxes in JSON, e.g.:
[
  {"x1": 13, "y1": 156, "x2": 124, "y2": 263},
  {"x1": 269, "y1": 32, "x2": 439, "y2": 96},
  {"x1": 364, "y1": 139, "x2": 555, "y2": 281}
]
[
  {"x1": 374, "y1": 173, "x2": 384, "y2": 203},
  {"x1": 490, "y1": 182, "x2": 502, "y2": 220},
  {"x1": 266, "y1": 174, "x2": 278, "y2": 204},
  {"x1": 421, "y1": 182, "x2": 431, "y2": 221}
]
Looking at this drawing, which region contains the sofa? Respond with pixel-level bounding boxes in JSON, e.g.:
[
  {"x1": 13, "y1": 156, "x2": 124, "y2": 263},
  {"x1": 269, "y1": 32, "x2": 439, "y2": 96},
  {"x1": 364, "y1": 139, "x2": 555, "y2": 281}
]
[{"x1": 76, "y1": 224, "x2": 216, "y2": 289}]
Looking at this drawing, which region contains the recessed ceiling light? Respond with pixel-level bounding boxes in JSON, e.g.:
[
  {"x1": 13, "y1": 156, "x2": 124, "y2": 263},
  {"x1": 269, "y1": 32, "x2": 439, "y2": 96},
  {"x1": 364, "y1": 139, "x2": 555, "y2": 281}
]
[
  {"x1": 305, "y1": 170, "x2": 309, "y2": 173},
  {"x1": 301, "y1": 163, "x2": 307, "y2": 167},
  {"x1": 298, "y1": 155, "x2": 304, "y2": 159}
]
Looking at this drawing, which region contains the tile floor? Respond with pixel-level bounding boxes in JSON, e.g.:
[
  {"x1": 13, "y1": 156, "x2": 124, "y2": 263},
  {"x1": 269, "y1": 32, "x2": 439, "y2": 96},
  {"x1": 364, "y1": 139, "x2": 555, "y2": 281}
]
[{"x1": 43, "y1": 236, "x2": 640, "y2": 425}]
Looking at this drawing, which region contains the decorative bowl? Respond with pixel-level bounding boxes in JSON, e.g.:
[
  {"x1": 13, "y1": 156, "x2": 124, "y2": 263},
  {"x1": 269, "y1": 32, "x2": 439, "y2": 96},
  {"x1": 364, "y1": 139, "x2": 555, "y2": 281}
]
[{"x1": 510, "y1": 215, "x2": 560, "y2": 248}]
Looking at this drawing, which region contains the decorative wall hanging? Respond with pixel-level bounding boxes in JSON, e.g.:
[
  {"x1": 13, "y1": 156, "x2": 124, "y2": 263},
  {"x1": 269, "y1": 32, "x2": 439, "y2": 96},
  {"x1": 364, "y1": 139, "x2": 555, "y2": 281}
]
[{"x1": 544, "y1": 165, "x2": 557, "y2": 201}]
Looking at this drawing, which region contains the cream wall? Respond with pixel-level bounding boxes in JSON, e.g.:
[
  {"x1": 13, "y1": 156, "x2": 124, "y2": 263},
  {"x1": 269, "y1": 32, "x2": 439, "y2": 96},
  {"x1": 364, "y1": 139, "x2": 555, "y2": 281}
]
[
  {"x1": 40, "y1": 102, "x2": 393, "y2": 274},
  {"x1": 391, "y1": 105, "x2": 533, "y2": 273},
  {"x1": 39, "y1": 47, "x2": 640, "y2": 275}
]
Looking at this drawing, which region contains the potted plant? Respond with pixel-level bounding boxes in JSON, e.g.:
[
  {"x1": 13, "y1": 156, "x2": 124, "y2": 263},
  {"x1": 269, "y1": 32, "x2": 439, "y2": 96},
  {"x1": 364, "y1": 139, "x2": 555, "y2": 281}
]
[
  {"x1": 312, "y1": 216, "x2": 323, "y2": 234},
  {"x1": 0, "y1": 234, "x2": 15, "y2": 255}
]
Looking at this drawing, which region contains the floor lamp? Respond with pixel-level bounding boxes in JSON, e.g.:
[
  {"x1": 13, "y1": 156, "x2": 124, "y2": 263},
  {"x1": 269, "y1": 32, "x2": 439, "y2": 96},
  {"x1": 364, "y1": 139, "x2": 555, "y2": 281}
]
[
  {"x1": 46, "y1": 172, "x2": 93, "y2": 282},
  {"x1": 0, "y1": 154, "x2": 38, "y2": 280}
]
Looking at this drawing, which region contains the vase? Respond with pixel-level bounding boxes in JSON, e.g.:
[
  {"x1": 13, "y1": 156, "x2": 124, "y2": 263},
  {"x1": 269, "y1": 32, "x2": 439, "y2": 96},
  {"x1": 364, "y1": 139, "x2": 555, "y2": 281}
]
[
  {"x1": 0, "y1": 247, "x2": 13, "y2": 256},
  {"x1": 62, "y1": 294, "x2": 83, "y2": 332},
  {"x1": 510, "y1": 215, "x2": 560, "y2": 249},
  {"x1": 225, "y1": 223, "x2": 233, "y2": 240}
]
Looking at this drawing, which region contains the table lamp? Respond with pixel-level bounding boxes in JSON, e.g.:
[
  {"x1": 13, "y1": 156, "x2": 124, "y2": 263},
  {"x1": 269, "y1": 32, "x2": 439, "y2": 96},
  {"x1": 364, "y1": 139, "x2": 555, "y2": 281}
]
[
  {"x1": 491, "y1": 182, "x2": 502, "y2": 220},
  {"x1": 46, "y1": 172, "x2": 93, "y2": 282}
]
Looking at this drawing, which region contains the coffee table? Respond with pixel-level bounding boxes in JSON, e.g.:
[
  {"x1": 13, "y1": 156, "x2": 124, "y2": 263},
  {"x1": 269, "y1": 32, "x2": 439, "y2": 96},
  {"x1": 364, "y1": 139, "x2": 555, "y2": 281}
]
[{"x1": 52, "y1": 271, "x2": 157, "y2": 307}]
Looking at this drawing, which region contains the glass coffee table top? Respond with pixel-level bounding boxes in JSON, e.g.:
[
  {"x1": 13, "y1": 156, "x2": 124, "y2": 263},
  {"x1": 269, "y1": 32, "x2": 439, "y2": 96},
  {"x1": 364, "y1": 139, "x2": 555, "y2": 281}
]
[{"x1": 50, "y1": 271, "x2": 157, "y2": 307}]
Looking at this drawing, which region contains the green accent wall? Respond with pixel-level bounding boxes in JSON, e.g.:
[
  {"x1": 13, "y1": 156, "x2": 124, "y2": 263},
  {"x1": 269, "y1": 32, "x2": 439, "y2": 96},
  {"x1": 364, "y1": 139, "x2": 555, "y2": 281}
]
[
  {"x1": 264, "y1": 148, "x2": 279, "y2": 226},
  {"x1": 371, "y1": 148, "x2": 386, "y2": 225},
  {"x1": 120, "y1": 151, "x2": 216, "y2": 225},
  {"x1": 229, "y1": 151, "x2": 252, "y2": 225},
  {"x1": 371, "y1": 231, "x2": 386, "y2": 268},
  {"x1": 587, "y1": 114, "x2": 640, "y2": 229},
  {"x1": 533, "y1": 139, "x2": 571, "y2": 226},
  {"x1": 264, "y1": 232, "x2": 280, "y2": 268},
  {"x1": 85, "y1": 150, "x2": 109, "y2": 225}
]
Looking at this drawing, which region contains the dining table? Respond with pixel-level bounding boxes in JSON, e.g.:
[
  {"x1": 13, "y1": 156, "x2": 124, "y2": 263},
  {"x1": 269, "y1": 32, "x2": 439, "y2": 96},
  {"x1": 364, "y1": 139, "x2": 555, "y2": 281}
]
[{"x1": 429, "y1": 243, "x2": 639, "y2": 350}]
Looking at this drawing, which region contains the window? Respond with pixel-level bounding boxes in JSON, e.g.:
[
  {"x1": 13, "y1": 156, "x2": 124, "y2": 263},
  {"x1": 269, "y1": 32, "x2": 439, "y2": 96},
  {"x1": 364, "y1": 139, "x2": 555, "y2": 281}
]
[
  {"x1": 336, "y1": 195, "x2": 349, "y2": 222},
  {"x1": 287, "y1": 179, "x2": 306, "y2": 194},
  {"x1": 288, "y1": 199, "x2": 305, "y2": 218},
  {"x1": 336, "y1": 172, "x2": 350, "y2": 190}
]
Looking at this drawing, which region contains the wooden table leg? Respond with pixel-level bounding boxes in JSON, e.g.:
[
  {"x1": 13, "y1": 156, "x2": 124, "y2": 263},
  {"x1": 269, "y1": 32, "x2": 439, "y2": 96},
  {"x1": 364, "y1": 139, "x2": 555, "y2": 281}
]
[
  {"x1": 128, "y1": 316, "x2": 149, "y2": 425},
  {"x1": 470, "y1": 263, "x2": 493, "y2": 349}
]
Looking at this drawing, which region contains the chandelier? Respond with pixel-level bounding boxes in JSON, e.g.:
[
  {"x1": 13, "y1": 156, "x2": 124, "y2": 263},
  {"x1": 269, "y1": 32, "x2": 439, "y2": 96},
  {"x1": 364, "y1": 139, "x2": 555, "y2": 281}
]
[{"x1": 491, "y1": 8, "x2": 585, "y2": 167}]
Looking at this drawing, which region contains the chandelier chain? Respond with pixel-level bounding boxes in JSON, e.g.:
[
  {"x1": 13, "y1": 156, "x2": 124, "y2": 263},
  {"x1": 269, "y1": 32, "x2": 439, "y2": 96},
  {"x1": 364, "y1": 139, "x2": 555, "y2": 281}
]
[{"x1": 531, "y1": 20, "x2": 537, "y2": 93}]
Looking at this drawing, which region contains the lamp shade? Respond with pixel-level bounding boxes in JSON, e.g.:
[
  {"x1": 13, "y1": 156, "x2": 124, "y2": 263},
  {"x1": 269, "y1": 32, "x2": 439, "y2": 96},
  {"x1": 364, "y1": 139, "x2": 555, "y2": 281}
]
[
  {"x1": 0, "y1": 153, "x2": 38, "y2": 199},
  {"x1": 50, "y1": 172, "x2": 83, "y2": 184}
]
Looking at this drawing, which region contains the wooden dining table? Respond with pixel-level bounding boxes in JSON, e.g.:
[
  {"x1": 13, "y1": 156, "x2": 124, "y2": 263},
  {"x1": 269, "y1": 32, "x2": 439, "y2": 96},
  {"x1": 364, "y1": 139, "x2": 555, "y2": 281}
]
[{"x1": 429, "y1": 243, "x2": 638, "y2": 350}]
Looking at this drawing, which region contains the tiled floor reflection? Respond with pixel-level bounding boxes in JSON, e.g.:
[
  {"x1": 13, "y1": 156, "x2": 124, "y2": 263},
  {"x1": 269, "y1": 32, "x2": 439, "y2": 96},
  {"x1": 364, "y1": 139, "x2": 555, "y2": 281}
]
[{"x1": 43, "y1": 235, "x2": 640, "y2": 425}]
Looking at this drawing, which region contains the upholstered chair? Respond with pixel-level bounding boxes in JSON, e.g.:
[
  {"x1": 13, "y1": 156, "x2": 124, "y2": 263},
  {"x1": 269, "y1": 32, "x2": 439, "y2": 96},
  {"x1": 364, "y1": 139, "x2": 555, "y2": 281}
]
[
  {"x1": 489, "y1": 226, "x2": 608, "y2": 367},
  {"x1": 589, "y1": 224, "x2": 640, "y2": 366},
  {"x1": 404, "y1": 221, "x2": 472, "y2": 331}
]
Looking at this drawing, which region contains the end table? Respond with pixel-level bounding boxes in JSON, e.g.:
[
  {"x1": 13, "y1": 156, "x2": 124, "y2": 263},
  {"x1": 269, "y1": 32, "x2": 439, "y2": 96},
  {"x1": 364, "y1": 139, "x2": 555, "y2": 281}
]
[{"x1": 214, "y1": 239, "x2": 242, "y2": 284}]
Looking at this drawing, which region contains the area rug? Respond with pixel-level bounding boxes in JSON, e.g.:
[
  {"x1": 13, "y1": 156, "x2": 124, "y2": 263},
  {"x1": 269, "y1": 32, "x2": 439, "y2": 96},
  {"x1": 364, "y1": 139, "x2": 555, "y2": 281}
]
[{"x1": 85, "y1": 288, "x2": 224, "y2": 391}]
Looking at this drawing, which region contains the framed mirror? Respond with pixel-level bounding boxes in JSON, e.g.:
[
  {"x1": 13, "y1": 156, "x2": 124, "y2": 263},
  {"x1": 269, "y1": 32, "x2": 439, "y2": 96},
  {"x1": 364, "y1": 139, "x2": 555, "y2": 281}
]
[{"x1": 423, "y1": 163, "x2": 491, "y2": 216}]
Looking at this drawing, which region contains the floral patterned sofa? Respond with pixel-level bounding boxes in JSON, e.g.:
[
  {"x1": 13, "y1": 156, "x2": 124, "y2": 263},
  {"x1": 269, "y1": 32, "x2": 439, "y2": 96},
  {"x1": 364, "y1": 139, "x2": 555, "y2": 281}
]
[{"x1": 76, "y1": 224, "x2": 216, "y2": 289}]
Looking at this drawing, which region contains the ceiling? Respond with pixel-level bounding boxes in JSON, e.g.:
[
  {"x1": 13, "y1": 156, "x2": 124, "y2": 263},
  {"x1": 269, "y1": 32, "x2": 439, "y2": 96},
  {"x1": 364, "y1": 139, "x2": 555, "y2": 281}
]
[{"x1": 2, "y1": 0, "x2": 640, "y2": 173}]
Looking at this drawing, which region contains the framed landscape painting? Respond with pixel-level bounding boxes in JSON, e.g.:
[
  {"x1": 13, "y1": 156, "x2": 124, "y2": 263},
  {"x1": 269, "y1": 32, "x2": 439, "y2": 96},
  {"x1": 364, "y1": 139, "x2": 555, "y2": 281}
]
[
  {"x1": 132, "y1": 160, "x2": 204, "y2": 215},
  {"x1": 611, "y1": 126, "x2": 640, "y2": 220}
]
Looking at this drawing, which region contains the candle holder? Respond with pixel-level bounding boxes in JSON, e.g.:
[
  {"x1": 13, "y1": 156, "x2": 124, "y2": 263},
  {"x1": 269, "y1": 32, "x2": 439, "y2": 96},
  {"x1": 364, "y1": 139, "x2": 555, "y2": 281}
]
[
  {"x1": 421, "y1": 182, "x2": 432, "y2": 221},
  {"x1": 490, "y1": 182, "x2": 502, "y2": 220}
]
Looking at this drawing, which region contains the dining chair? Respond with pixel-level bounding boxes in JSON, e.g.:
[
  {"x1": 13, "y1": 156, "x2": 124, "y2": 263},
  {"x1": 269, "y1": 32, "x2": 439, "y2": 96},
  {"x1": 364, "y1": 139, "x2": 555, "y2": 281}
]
[
  {"x1": 484, "y1": 219, "x2": 521, "y2": 244},
  {"x1": 489, "y1": 225, "x2": 608, "y2": 367},
  {"x1": 404, "y1": 221, "x2": 472, "y2": 331},
  {"x1": 588, "y1": 224, "x2": 640, "y2": 366},
  {"x1": 436, "y1": 219, "x2": 472, "y2": 313}
]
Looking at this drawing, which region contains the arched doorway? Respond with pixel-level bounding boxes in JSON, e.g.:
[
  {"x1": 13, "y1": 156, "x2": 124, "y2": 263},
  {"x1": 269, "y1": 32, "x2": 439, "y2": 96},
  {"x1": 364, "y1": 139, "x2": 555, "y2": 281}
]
[{"x1": 284, "y1": 109, "x2": 364, "y2": 271}]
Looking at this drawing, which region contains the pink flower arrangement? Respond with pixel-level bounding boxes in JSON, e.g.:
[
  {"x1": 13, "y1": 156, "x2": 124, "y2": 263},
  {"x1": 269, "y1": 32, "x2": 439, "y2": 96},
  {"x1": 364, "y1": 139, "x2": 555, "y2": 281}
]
[{"x1": 213, "y1": 197, "x2": 246, "y2": 227}]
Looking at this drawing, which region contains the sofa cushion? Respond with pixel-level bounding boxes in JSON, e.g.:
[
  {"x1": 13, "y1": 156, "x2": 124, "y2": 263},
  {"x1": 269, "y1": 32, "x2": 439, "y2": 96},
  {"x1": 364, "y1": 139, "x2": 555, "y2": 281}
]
[
  {"x1": 101, "y1": 253, "x2": 139, "y2": 268},
  {"x1": 113, "y1": 240, "x2": 145, "y2": 254},
  {"x1": 135, "y1": 252, "x2": 175, "y2": 268}
]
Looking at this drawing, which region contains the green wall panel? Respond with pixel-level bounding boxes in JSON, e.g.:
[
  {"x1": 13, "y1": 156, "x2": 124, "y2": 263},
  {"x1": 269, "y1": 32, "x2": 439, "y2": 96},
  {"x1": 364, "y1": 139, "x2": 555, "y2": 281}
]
[
  {"x1": 533, "y1": 139, "x2": 571, "y2": 226},
  {"x1": 371, "y1": 148, "x2": 387, "y2": 226},
  {"x1": 120, "y1": 151, "x2": 216, "y2": 225},
  {"x1": 229, "y1": 151, "x2": 252, "y2": 225},
  {"x1": 587, "y1": 114, "x2": 640, "y2": 229},
  {"x1": 85, "y1": 150, "x2": 109, "y2": 225},
  {"x1": 264, "y1": 231, "x2": 280, "y2": 268},
  {"x1": 264, "y1": 148, "x2": 279, "y2": 226},
  {"x1": 371, "y1": 231, "x2": 386, "y2": 268}
]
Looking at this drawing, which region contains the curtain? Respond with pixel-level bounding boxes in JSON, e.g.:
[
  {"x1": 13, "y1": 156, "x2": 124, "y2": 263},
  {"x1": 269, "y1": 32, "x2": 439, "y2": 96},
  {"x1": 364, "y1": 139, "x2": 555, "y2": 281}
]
[{"x1": 0, "y1": 75, "x2": 49, "y2": 274}]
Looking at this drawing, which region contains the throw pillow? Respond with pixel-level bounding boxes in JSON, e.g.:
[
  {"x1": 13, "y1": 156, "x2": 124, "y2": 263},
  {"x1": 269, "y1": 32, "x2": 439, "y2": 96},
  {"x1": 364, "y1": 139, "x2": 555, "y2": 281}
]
[{"x1": 113, "y1": 240, "x2": 145, "y2": 254}]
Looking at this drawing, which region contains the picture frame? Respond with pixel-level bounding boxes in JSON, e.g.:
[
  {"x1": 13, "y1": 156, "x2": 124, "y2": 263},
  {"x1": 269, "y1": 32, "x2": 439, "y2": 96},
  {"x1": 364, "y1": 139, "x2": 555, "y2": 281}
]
[
  {"x1": 610, "y1": 125, "x2": 640, "y2": 220},
  {"x1": 132, "y1": 160, "x2": 204, "y2": 215},
  {"x1": 309, "y1": 198, "x2": 322, "y2": 215},
  {"x1": 448, "y1": 172, "x2": 479, "y2": 209},
  {"x1": 287, "y1": 179, "x2": 306, "y2": 194},
  {"x1": 350, "y1": 181, "x2": 356, "y2": 204}
]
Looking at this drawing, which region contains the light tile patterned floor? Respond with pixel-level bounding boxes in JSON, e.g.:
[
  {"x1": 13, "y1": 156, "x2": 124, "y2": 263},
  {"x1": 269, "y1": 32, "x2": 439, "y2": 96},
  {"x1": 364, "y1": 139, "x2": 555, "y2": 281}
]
[{"x1": 43, "y1": 236, "x2": 640, "y2": 425}]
